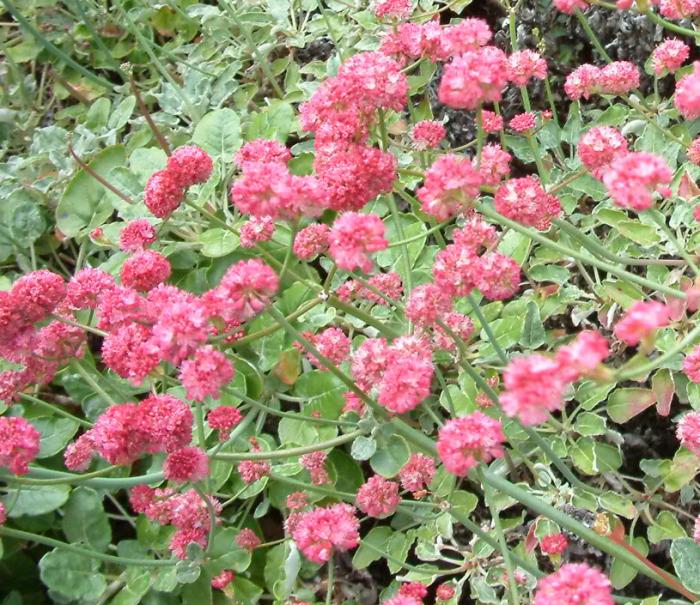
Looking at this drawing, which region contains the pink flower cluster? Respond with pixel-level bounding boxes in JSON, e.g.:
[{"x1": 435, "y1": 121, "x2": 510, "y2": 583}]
[
  {"x1": 300, "y1": 450, "x2": 330, "y2": 485},
  {"x1": 207, "y1": 406, "x2": 243, "y2": 441},
  {"x1": 613, "y1": 301, "x2": 671, "y2": 346},
  {"x1": 659, "y1": 0, "x2": 700, "y2": 19},
  {"x1": 293, "y1": 223, "x2": 330, "y2": 260},
  {"x1": 291, "y1": 503, "x2": 360, "y2": 563},
  {"x1": 372, "y1": 0, "x2": 412, "y2": 20},
  {"x1": 564, "y1": 62, "x2": 639, "y2": 100},
  {"x1": 65, "y1": 394, "x2": 192, "y2": 469},
  {"x1": 494, "y1": 176, "x2": 561, "y2": 230},
  {"x1": 501, "y1": 331, "x2": 609, "y2": 425},
  {"x1": 145, "y1": 145, "x2": 212, "y2": 218},
  {"x1": 417, "y1": 155, "x2": 482, "y2": 220},
  {"x1": 534, "y1": 563, "x2": 613, "y2": 605},
  {"x1": 602, "y1": 152, "x2": 672, "y2": 211},
  {"x1": 130, "y1": 485, "x2": 221, "y2": 558},
  {"x1": 437, "y1": 411, "x2": 505, "y2": 476},
  {"x1": 356, "y1": 475, "x2": 400, "y2": 517},
  {"x1": 675, "y1": 62, "x2": 700, "y2": 119},
  {"x1": 328, "y1": 212, "x2": 387, "y2": 273},
  {"x1": 676, "y1": 410, "x2": 700, "y2": 455},
  {"x1": 578, "y1": 127, "x2": 629, "y2": 178},
  {"x1": 296, "y1": 327, "x2": 350, "y2": 369},
  {"x1": 0, "y1": 416, "x2": 40, "y2": 475},
  {"x1": 410, "y1": 120, "x2": 446, "y2": 149},
  {"x1": 240, "y1": 216, "x2": 275, "y2": 248},
  {"x1": 652, "y1": 39, "x2": 689, "y2": 76},
  {"x1": 683, "y1": 346, "x2": 700, "y2": 383},
  {"x1": 398, "y1": 452, "x2": 436, "y2": 495},
  {"x1": 337, "y1": 272, "x2": 403, "y2": 307}
]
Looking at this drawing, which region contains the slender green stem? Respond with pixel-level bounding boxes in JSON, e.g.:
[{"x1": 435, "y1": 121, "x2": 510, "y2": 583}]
[
  {"x1": 20, "y1": 394, "x2": 93, "y2": 428},
  {"x1": 0, "y1": 465, "x2": 120, "y2": 486},
  {"x1": 0, "y1": 527, "x2": 175, "y2": 567},
  {"x1": 387, "y1": 219, "x2": 449, "y2": 248},
  {"x1": 15, "y1": 468, "x2": 164, "y2": 489},
  {"x1": 647, "y1": 210, "x2": 700, "y2": 277},
  {"x1": 467, "y1": 294, "x2": 507, "y2": 365},
  {"x1": 479, "y1": 204, "x2": 686, "y2": 299},
  {"x1": 574, "y1": 9, "x2": 612, "y2": 63},
  {"x1": 230, "y1": 298, "x2": 322, "y2": 347},
  {"x1": 326, "y1": 555, "x2": 334, "y2": 604},
  {"x1": 70, "y1": 361, "x2": 118, "y2": 407},
  {"x1": 642, "y1": 8, "x2": 700, "y2": 39},
  {"x1": 248, "y1": 396, "x2": 355, "y2": 427}
]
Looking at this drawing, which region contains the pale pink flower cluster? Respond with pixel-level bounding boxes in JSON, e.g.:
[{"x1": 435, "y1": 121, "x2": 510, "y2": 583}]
[
  {"x1": 501, "y1": 331, "x2": 609, "y2": 425},
  {"x1": 688, "y1": 138, "x2": 700, "y2": 166},
  {"x1": 479, "y1": 144, "x2": 512, "y2": 185},
  {"x1": 659, "y1": 0, "x2": 700, "y2": 19},
  {"x1": 565, "y1": 62, "x2": 639, "y2": 100},
  {"x1": 399, "y1": 452, "x2": 436, "y2": 495},
  {"x1": 675, "y1": 62, "x2": 700, "y2": 119},
  {"x1": 494, "y1": 176, "x2": 561, "y2": 231},
  {"x1": 337, "y1": 272, "x2": 403, "y2": 306},
  {"x1": 328, "y1": 212, "x2": 387, "y2": 272},
  {"x1": 291, "y1": 503, "x2": 360, "y2": 563},
  {"x1": 534, "y1": 563, "x2": 613, "y2": 605},
  {"x1": 0, "y1": 416, "x2": 40, "y2": 475},
  {"x1": 613, "y1": 301, "x2": 671, "y2": 345},
  {"x1": 437, "y1": 411, "x2": 505, "y2": 476},
  {"x1": 507, "y1": 50, "x2": 547, "y2": 86},
  {"x1": 578, "y1": 127, "x2": 628, "y2": 178},
  {"x1": 602, "y1": 152, "x2": 672, "y2": 211},
  {"x1": 356, "y1": 475, "x2": 401, "y2": 517},
  {"x1": 482, "y1": 110, "x2": 504, "y2": 133},
  {"x1": 236, "y1": 528, "x2": 261, "y2": 551},
  {"x1": 240, "y1": 216, "x2": 275, "y2": 248},
  {"x1": 372, "y1": 0, "x2": 413, "y2": 20},
  {"x1": 410, "y1": 120, "x2": 446, "y2": 149},
  {"x1": 652, "y1": 39, "x2": 690, "y2": 75},
  {"x1": 417, "y1": 155, "x2": 482, "y2": 220},
  {"x1": 676, "y1": 410, "x2": 700, "y2": 455},
  {"x1": 509, "y1": 112, "x2": 537, "y2": 132}
]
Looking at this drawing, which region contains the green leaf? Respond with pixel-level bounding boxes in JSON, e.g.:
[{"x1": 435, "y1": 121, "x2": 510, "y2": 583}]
[
  {"x1": 607, "y1": 388, "x2": 657, "y2": 424},
  {"x1": 192, "y1": 108, "x2": 242, "y2": 158},
  {"x1": 574, "y1": 412, "x2": 607, "y2": 436},
  {"x1": 611, "y1": 537, "x2": 648, "y2": 590},
  {"x1": 34, "y1": 417, "x2": 79, "y2": 458},
  {"x1": 181, "y1": 571, "x2": 212, "y2": 605},
  {"x1": 519, "y1": 301, "x2": 545, "y2": 348},
  {"x1": 198, "y1": 228, "x2": 240, "y2": 257},
  {"x1": 353, "y1": 527, "x2": 393, "y2": 569},
  {"x1": 247, "y1": 100, "x2": 295, "y2": 141},
  {"x1": 351, "y1": 435, "x2": 377, "y2": 461},
  {"x1": 39, "y1": 550, "x2": 107, "y2": 602},
  {"x1": 5, "y1": 485, "x2": 70, "y2": 517},
  {"x1": 570, "y1": 438, "x2": 621, "y2": 475},
  {"x1": 56, "y1": 145, "x2": 126, "y2": 237},
  {"x1": 648, "y1": 511, "x2": 687, "y2": 544},
  {"x1": 370, "y1": 434, "x2": 410, "y2": 477},
  {"x1": 61, "y1": 487, "x2": 112, "y2": 552},
  {"x1": 671, "y1": 538, "x2": 700, "y2": 593},
  {"x1": 598, "y1": 491, "x2": 636, "y2": 519}
]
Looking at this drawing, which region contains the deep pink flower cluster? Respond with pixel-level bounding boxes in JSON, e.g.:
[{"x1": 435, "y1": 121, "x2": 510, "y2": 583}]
[
  {"x1": 675, "y1": 62, "x2": 700, "y2": 119},
  {"x1": 328, "y1": 212, "x2": 387, "y2": 272},
  {"x1": 399, "y1": 452, "x2": 436, "y2": 495},
  {"x1": 564, "y1": 62, "x2": 639, "y2": 100},
  {"x1": 240, "y1": 216, "x2": 275, "y2": 248},
  {"x1": 602, "y1": 152, "x2": 672, "y2": 211},
  {"x1": 410, "y1": 120, "x2": 446, "y2": 149},
  {"x1": 163, "y1": 446, "x2": 209, "y2": 483},
  {"x1": 130, "y1": 485, "x2": 221, "y2": 558},
  {"x1": 652, "y1": 39, "x2": 690, "y2": 75},
  {"x1": 65, "y1": 394, "x2": 192, "y2": 469},
  {"x1": 417, "y1": 155, "x2": 482, "y2": 220},
  {"x1": 509, "y1": 112, "x2": 537, "y2": 132},
  {"x1": 540, "y1": 533, "x2": 569, "y2": 555},
  {"x1": 507, "y1": 50, "x2": 547, "y2": 86},
  {"x1": 482, "y1": 110, "x2": 504, "y2": 133},
  {"x1": 293, "y1": 223, "x2": 330, "y2": 260},
  {"x1": 534, "y1": 563, "x2": 613, "y2": 605},
  {"x1": 179, "y1": 346, "x2": 235, "y2": 402},
  {"x1": 207, "y1": 406, "x2": 243, "y2": 441},
  {"x1": 494, "y1": 176, "x2": 561, "y2": 231},
  {"x1": 501, "y1": 330, "x2": 609, "y2": 425},
  {"x1": 121, "y1": 249, "x2": 171, "y2": 292},
  {"x1": 356, "y1": 475, "x2": 401, "y2": 517},
  {"x1": 119, "y1": 219, "x2": 157, "y2": 252},
  {"x1": 300, "y1": 450, "x2": 330, "y2": 485},
  {"x1": 437, "y1": 411, "x2": 505, "y2": 476},
  {"x1": 578, "y1": 127, "x2": 629, "y2": 178},
  {"x1": 211, "y1": 570, "x2": 235, "y2": 590},
  {"x1": 296, "y1": 327, "x2": 351, "y2": 369},
  {"x1": 291, "y1": 503, "x2": 360, "y2": 563},
  {"x1": 406, "y1": 283, "x2": 452, "y2": 327},
  {"x1": 0, "y1": 416, "x2": 40, "y2": 475},
  {"x1": 337, "y1": 272, "x2": 403, "y2": 306},
  {"x1": 145, "y1": 145, "x2": 212, "y2": 218},
  {"x1": 478, "y1": 144, "x2": 512, "y2": 185},
  {"x1": 613, "y1": 301, "x2": 671, "y2": 346},
  {"x1": 676, "y1": 410, "x2": 700, "y2": 455}
]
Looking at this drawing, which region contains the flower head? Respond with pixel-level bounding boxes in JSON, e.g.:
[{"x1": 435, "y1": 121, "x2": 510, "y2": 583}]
[
  {"x1": 676, "y1": 62, "x2": 700, "y2": 119},
  {"x1": 121, "y1": 250, "x2": 171, "y2": 292},
  {"x1": 167, "y1": 145, "x2": 213, "y2": 188},
  {"x1": 293, "y1": 224, "x2": 330, "y2": 260},
  {"x1": 207, "y1": 406, "x2": 243, "y2": 441},
  {"x1": 507, "y1": 50, "x2": 547, "y2": 86},
  {"x1": 0, "y1": 416, "x2": 40, "y2": 475},
  {"x1": 120, "y1": 219, "x2": 157, "y2": 252},
  {"x1": 578, "y1": 127, "x2": 628, "y2": 178},
  {"x1": 145, "y1": 170, "x2": 184, "y2": 218},
  {"x1": 438, "y1": 47, "x2": 509, "y2": 110},
  {"x1": 677, "y1": 411, "x2": 700, "y2": 455},
  {"x1": 652, "y1": 39, "x2": 690, "y2": 75},
  {"x1": 236, "y1": 528, "x2": 261, "y2": 551},
  {"x1": 417, "y1": 155, "x2": 482, "y2": 220},
  {"x1": 399, "y1": 453, "x2": 436, "y2": 494},
  {"x1": 494, "y1": 176, "x2": 561, "y2": 230},
  {"x1": 613, "y1": 301, "x2": 670, "y2": 346},
  {"x1": 534, "y1": 563, "x2": 613, "y2": 605},
  {"x1": 411, "y1": 120, "x2": 446, "y2": 149},
  {"x1": 602, "y1": 152, "x2": 672, "y2": 211},
  {"x1": 292, "y1": 503, "x2": 360, "y2": 563},
  {"x1": 179, "y1": 346, "x2": 235, "y2": 402},
  {"x1": 437, "y1": 412, "x2": 505, "y2": 476},
  {"x1": 328, "y1": 212, "x2": 387, "y2": 273},
  {"x1": 163, "y1": 447, "x2": 209, "y2": 483},
  {"x1": 540, "y1": 533, "x2": 569, "y2": 555},
  {"x1": 356, "y1": 475, "x2": 400, "y2": 517},
  {"x1": 235, "y1": 139, "x2": 291, "y2": 170}
]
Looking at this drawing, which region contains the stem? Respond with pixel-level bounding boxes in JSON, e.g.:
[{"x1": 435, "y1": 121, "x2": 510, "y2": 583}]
[
  {"x1": 467, "y1": 294, "x2": 507, "y2": 364},
  {"x1": 15, "y1": 468, "x2": 165, "y2": 489},
  {"x1": 326, "y1": 555, "x2": 334, "y2": 605},
  {"x1": 647, "y1": 210, "x2": 700, "y2": 277},
  {"x1": 21, "y1": 394, "x2": 93, "y2": 428},
  {"x1": 0, "y1": 465, "x2": 120, "y2": 486},
  {"x1": 575, "y1": 9, "x2": 612, "y2": 63},
  {"x1": 70, "y1": 360, "x2": 118, "y2": 407},
  {"x1": 0, "y1": 527, "x2": 176, "y2": 567}
]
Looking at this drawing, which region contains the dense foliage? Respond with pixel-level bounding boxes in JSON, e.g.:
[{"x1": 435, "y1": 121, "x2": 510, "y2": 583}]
[{"x1": 6, "y1": 0, "x2": 700, "y2": 604}]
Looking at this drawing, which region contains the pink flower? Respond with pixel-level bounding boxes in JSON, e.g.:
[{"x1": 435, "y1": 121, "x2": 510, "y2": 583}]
[
  {"x1": 677, "y1": 411, "x2": 700, "y2": 455},
  {"x1": 689, "y1": 138, "x2": 700, "y2": 166},
  {"x1": 163, "y1": 447, "x2": 209, "y2": 483},
  {"x1": 553, "y1": 0, "x2": 588, "y2": 13},
  {"x1": 356, "y1": 475, "x2": 401, "y2": 517},
  {"x1": 436, "y1": 584, "x2": 455, "y2": 601},
  {"x1": 437, "y1": 412, "x2": 505, "y2": 476},
  {"x1": 477, "y1": 143, "x2": 511, "y2": 185},
  {"x1": 207, "y1": 406, "x2": 243, "y2": 441},
  {"x1": 236, "y1": 528, "x2": 261, "y2": 551},
  {"x1": 481, "y1": 110, "x2": 504, "y2": 133},
  {"x1": 410, "y1": 120, "x2": 446, "y2": 149},
  {"x1": 328, "y1": 212, "x2": 387, "y2": 272},
  {"x1": 474, "y1": 252, "x2": 521, "y2": 301},
  {"x1": 101, "y1": 323, "x2": 160, "y2": 385},
  {"x1": 432, "y1": 243, "x2": 478, "y2": 298},
  {"x1": 555, "y1": 330, "x2": 610, "y2": 382},
  {"x1": 65, "y1": 268, "x2": 115, "y2": 310},
  {"x1": 342, "y1": 391, "x2": 365, "y2": 415},
  {"x1": 240, "y1": 216, "x2": 275, "y2": 248},
  {"x1": 600, "y1": 61, "x2": 640, "y2": 95},
  {"x1": 507, "y1": 50, "x2": 547, "y2": 86},
  {"x1": 442, "y1": 18, "x2": 492, "y2": 56},
  {"x1": 578, "y1": 127, "x2": 628, "y2": 178},
  {"x1": 534, "y1": 563, "x2": 613, "y2": 605},
  {"x1": 0, "y1": 501, "x2": 5, "y2": 525},
  {"x1": 293, "y1": 224, "x2": 330, "y2": 260},
  {"x1": 431, "y1": 311, "x2": 475, "y2": 351},
  {"x1": 613, "y1": 301, "x2": 671, "y2": 346},
  {"x1": 399, "y1": 582, "x2": 428, "y2": 601},
  {"x1": 297, "y1": 327, "x2": 351, "y2": 369},
  {"x1": 417, "y1": 155, "x2": 482, "y2": 220},
  {"x1": 372, "y1": 0, "x2": 413, "y2": 20},
  {"x1": 676, "y1": 62, "x2": 700, "y2": 119},
  {"x1": 406, "y1": 283, "x2": 452, "y2": 326},
  {"x1": 494, "y1": 176, "x2": 561, "y2": 230},
  {"x1": 509, "y1": 112, "x2": 537, "y2": 132},
  {"x1": 602, "y1": 152, "x2": 672, "y2": 211},
  {"x1": 0, "y1": 416, "x2": 40, "y2": 475},
  {"x1": 144, "y1": 170, "x2": 184, "y2": 218},
  {"x1": 211, "y1": 570, "x2": 235, "y2": 590},
  {"x1": 660, "y1": 0, "x2": 700, "y2": 20},
  {"x1": 351, "y1": 337, "x2": 390, "y2": 391},
  {"x1": 235, "y1": 139, "x2": 291, "y2": 170},
  {"x1": 238, "y1": 458, "x2": 270, "y2": 484},
  {"x1": 501, "y1": 354, "x2": 568, "y2": 425},
  {"x1": 119, "y1": 219, "x2": 157, "y2": 252},
  {"x1": 652, "y1": 39, "x2": 690, "y2": 75},
  {"x1": 300, "y1": 450, "x2": 330, "y2": 485},
  {"x1": 377, "y1": 349, "x2": 434, "y2": 413},
  {"x1": 564, "y1": 64, "x2": 602, "y2": 100},
  {"x1": 365, "y1": 272, "x2": 403, "y2": 304},
  {"x1": 540, "y1": 533, "x2": 569, "y2": 555},
  {"x1": 287, "y1": 491, "x2": 309, "y2": 510},
  {"x1": 684, "y1": 346, "x2": 700, "y2": 383},
  {"x1": 399, "y1": 453, "x2": 436, "y2": 494},
  {"x1": 292, "y1": 503, "x2": 360, "y2": 563},
  {"x1": 204, "y1": 259, "x2": 278, "y2": 323},
  {"x1": 140, "y1": 394, "x2": 194, "y2": 454},
  {"x1": 64, "y1": 434, "x2": 95, "y2": 471},
  {"x1": 167, "y1": 145, "x2": 213, "y2": 188},
  {"x1": 179, "y1": 346, "x2": 235, "y2": 401},
  {"x1": 120, "y1": 250, "x2": 171, "y2": 292},
  {"x1": 438, "y1": 46, "x2": 509, "y2": 110},
  {"x1": 695, "y1": 516, "x2": 700, "y2": 543},
  {"x1": 12, "y1": 270, "x2": 66, "y2": 324}
]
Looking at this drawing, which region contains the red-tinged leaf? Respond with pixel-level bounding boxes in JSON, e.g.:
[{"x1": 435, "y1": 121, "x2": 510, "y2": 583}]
[
  {"x1": 273, "y1": 349, "x2": 300, "y2": 385},
  {"x1": 525, "y1": 523, "x2": 538, "y2": 554},
  {"x1": 607, "y1": 388, "x2": 657, "y2": 423},
  {"x1": 652, "y1": 369, "x2": 675, "y2": 417}
]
